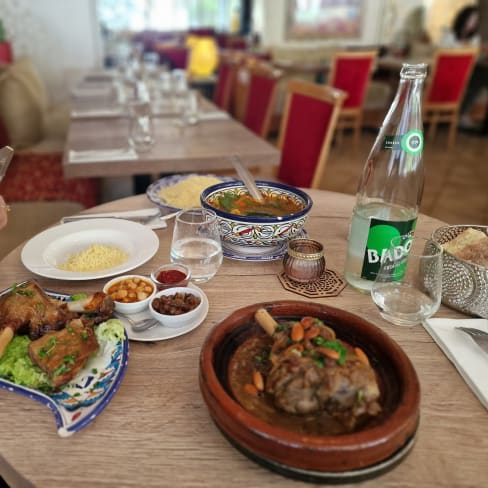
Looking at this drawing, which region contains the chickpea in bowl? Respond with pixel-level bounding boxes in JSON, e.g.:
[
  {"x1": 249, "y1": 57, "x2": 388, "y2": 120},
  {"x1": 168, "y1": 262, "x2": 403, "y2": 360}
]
[{"x1": 103, "y1": 275, "x2": 156, "y2": 314}]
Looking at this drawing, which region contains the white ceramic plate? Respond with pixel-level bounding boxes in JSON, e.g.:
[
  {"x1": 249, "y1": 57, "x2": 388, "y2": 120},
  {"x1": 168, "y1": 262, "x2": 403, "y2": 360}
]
[
  {"x1": 21, "y1": 219, "x2": 160, "y2": 280},
  {"x1": 146, "y1": 173, "x2": 233, "y2": 213},
  {"x1": 120, "y1": 283, "x2": 209, "y2": 342}
]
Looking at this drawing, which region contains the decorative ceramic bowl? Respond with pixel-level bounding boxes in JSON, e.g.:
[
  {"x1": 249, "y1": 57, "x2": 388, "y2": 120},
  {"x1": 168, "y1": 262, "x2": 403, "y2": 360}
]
[
  {"x1": 432, "y1": 224, "x2": 488, "y2": 319},
  {"x1": 103, "y1": 274, "x2": 156, "y2": 314},
  {"x1": 149, "y1": 286, "x2": 204, "y2": 328},
  {"x1": 200, "y1": 181, "x2": 312, "y2": 250},
  {"x1": 199, "y1": 301, "x2": 420, "y2": 483}
]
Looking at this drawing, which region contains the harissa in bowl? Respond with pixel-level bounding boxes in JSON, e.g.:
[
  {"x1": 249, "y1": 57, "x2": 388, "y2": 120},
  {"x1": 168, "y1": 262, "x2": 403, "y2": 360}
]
[
  {"x1": 200, "y1": 180, "x2": 312, "y2": 249},
  {"x1": 199, "y1": 301, "x2": 420, "y2": 482}
]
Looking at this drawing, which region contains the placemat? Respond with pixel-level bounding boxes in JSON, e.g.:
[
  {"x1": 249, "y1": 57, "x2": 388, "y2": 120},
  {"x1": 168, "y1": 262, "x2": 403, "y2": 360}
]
[{"x1": 278, "y1": 269, "x2": 346, "y2": 298}]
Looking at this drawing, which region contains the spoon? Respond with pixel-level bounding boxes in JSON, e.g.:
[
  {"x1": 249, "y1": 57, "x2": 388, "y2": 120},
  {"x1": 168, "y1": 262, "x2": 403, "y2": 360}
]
[
  {"x1": 230, "y1": 155, "x2": 264, "y2": 203},
  {"x1": 114, "y1": 312, "x2": 158, "y2": 332}
]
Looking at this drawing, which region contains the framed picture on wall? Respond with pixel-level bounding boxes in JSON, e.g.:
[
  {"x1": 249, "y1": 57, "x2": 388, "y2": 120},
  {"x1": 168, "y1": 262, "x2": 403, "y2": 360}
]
[{"x1": 285, "y1": 0, "x2": 363, "y2": 40}]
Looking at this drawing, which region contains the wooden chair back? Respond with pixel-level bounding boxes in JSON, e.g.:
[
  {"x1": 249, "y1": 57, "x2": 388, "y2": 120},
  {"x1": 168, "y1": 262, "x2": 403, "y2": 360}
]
[
  {"x1": 327, "y1": 50, "x2": 377, "y2": 146},
  {"x1": 213, "y1": 58, "x2": 239, "y2": 112},
  {"x1": 277, "y1": 79, "x2": 347, "y2": 189},
  {"x1": 423, "y1": 47, "x2": 478, "y2": 148},
  {"x1": 235, "y1": 63, "x2": 282, "y2": 139}
]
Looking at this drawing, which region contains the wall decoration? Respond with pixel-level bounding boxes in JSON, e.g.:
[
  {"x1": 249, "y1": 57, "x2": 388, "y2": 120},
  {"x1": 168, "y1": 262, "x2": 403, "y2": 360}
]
[{"x1": 285, "y1": 0, "x2": 363, "y2": 40}]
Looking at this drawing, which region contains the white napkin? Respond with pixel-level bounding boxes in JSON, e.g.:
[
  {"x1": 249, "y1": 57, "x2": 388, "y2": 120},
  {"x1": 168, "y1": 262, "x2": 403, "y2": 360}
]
[
  {"x1": 197, "y1": 111, "x2": 230, "y2": 121},
  {"x1": 71, "y1": 108, "x2": 124, "y2": 119},
  {"x1": 71, "y1": 86, "x2": 113, "y2": 98},
  {"x1": 423, "y1": 318, "x2": 488, "y2": 410},
  {"x1": 69, "y1": 148, "x2": 138, "y2": 163},
  {"x1": 60, "y1": 209, "x2": 168, "y2": 230}
]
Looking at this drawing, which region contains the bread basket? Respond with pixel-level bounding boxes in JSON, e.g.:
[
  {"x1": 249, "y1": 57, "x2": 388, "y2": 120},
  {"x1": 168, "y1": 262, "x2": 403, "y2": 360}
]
[{"x1": 432, "y1": 225, "x2": 488, "y2": 319}]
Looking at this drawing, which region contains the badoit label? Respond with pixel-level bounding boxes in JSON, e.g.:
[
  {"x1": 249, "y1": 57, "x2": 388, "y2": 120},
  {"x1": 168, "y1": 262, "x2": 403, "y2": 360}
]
[{"x1": 360, "y1": 218, "x2": 416, "y2": 281}]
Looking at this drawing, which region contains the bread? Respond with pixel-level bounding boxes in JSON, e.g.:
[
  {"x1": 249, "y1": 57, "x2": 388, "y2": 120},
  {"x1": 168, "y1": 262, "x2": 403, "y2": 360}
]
[{"x1": 442, "y1": 228, "x2": 488, "y2": 268}]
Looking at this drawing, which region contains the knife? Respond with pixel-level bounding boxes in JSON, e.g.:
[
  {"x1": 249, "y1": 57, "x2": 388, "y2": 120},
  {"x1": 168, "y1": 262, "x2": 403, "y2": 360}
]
[
  {"x1": 61, "y1": 209, "x2": 161, "y2": 224},
  {"x1": 456, "y1": 327, "x2": 488, "y2": 354}
]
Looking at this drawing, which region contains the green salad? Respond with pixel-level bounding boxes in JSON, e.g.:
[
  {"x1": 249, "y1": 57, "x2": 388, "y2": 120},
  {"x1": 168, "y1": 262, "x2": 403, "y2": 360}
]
[{"x1": 0, "y1": 319, "x2": 124, "y2": 392}]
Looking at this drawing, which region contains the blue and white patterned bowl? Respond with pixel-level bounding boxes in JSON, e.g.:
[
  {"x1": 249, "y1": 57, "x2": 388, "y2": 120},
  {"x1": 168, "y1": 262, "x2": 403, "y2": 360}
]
[{"x1": 200, "y1": 181, "x2": 312, "y2": 249}]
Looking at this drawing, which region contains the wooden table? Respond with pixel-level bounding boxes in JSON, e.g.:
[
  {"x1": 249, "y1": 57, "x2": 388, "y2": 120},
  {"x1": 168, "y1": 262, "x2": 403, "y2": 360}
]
[
  {"x1": 63, "y1": 97, "x2": 279, "y2": 179},
  {"x1": 271, "y1": 59, "x2": 329, "y2": 82},
  {"x1": 1, "y1": 190, "x2": 487, "y2": 488}
]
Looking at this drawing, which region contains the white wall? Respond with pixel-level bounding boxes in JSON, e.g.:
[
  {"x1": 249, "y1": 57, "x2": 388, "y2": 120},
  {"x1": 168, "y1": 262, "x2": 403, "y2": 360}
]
[{"x1": 0, "y1": 0, "x2": 103, "y2": 102}]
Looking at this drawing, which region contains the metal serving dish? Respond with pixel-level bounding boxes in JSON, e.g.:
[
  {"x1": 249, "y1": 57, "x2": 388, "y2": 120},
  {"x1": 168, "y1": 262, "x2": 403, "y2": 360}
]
[{"x1": 432, "y1": 225, "x2": 488, "y2": 319}]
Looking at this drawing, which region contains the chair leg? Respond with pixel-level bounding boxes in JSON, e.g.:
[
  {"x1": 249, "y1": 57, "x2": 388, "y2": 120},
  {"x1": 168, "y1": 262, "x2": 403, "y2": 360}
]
[
  {"x1": 427, "y1": 112, "x2": 438, "y2": 141},
  {"x1": 353, "y1": 115, "x2": 362, "y2": 147},
  {"x1": 335, "y1": 126, "x2": 344, "y2": 146},
  {"x1": 447, "y1": 115, "x2": 458, "y2": 149}
]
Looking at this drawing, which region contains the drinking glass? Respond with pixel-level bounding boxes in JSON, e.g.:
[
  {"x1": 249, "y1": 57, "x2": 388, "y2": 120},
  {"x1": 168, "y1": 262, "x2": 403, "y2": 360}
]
[
  {"x1": 127, "y1": 99, "x2": 154, "y2": 153},
  {"x1": 170, "y1": 208, "x2": 223, "y2": 283},
  {"x1": 371, "y1": 236, "x2": 443, "y2": 326},
  {"x1": 179, "y1": 90, "x2": 199, "y2": 126}
]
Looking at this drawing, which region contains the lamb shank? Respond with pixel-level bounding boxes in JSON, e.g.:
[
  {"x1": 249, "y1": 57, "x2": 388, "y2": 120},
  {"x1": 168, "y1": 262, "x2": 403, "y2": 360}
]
[{"x1": 254, "y1": 309, "x2": 381, "y2": 424}]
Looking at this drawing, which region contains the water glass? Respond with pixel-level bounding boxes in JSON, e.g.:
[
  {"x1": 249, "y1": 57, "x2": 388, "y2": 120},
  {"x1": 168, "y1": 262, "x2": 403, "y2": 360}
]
[
  {"x1": 170, "y1": 208, "x2": 223, "y2": 283},
  {"x1": 371, "y1": 236, "x2": 443, "y2": 326},
  {"x1": 180, "y1": 90, "x2": 199, "y2": 125},
  {"x1": 127, "y1": 99, "x2": 154, "y2": 153}
]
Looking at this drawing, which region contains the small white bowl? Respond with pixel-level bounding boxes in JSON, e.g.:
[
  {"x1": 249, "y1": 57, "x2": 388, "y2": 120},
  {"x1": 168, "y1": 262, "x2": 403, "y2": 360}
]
[
  {"x1": 149, "y1": 286, "x2": 204, "y2": 328},
  {"x1": 103, "y1": 274, "x2": 156, "y2": 314}
]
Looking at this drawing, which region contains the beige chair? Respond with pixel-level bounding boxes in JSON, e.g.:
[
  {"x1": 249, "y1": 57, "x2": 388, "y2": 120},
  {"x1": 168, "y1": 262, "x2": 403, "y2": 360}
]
[
  {"x1": 0, "y1": 57, "x2": 69, "y2": 152},
  {"x1": 0, "y1": 201, "x2": 84, "y2": 260}
]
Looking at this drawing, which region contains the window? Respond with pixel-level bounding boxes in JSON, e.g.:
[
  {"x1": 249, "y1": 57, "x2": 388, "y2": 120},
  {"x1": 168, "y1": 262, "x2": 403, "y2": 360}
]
[{"x1": 97, "y1": 0, "x2": 241, "y2": 32}]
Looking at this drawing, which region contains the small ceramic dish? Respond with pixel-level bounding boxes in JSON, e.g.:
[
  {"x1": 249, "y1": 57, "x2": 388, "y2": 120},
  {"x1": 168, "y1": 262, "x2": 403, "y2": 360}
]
[
  {"x1": 150, "y1": 263, "x2": 191, "y2": 290},
  {"x1": 149, "y1": 286, "x2": 204, "y2": 328},
  {"x1": 103, "y1": 274, "x2": 156, "y2": 314}
]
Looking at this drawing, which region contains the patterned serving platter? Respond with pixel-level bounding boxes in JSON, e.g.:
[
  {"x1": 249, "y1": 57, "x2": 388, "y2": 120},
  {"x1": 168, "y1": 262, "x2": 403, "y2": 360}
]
[
  {"x1": 0, "y1": 285, "x2": 129, "y2": 437},
  {"x1": 146, "y1": 173, "x2": 234, "y2": 213}
]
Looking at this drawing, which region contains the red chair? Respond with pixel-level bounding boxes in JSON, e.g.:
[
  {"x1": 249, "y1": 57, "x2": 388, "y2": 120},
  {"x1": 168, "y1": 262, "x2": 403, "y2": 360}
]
[
  {"x1": 213, "y1": 59, "x2": 239, "y2": 112},
  {"x1": 327, "y1": 50, "x2": 377, "y2": 146},
  {"x1": 423, "y1": 47, "x2": 478, "y2": 148},
  {"x1": 0, "y1": 41, "x2": 13, "y2": 64},
  {"x1": 153, "y1": 44, "x2": 189, "y2": 69},
  {"x1": 0, "y1": 152, "x2": 98, "y2": 208},
  {"x1": 238, "y1": 63, "x2": 282, "y2": 139},
  {"x1": 276, "y1": 80, "x2": 347, "y2": 189}
]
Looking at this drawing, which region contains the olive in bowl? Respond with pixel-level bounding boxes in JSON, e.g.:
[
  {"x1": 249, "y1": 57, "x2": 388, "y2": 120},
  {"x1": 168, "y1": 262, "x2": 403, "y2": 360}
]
[
  {"x1": 149, "y1": 286, "x2": 203, "y2": 328},
  {"x1": 103, "y1": 275, "x2": 156, "y2": 314},
  {"x1": 150, "y1": 263, "x2": 191, "y2": 291}
]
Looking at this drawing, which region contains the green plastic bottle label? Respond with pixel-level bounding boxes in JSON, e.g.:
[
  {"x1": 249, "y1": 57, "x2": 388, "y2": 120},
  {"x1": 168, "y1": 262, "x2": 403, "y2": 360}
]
[
  {"x1": 383, "y1": 130, "x2": 423, "y2": 154},
  {"x1": 360, "y1": 218, "x2": 417, "y2": 281}
]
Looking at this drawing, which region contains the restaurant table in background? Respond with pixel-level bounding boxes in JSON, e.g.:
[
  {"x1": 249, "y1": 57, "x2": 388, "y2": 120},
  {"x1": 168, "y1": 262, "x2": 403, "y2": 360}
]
[
  {"x1": 63, "y1": 98, "x2": 279, "y2": 179},
  {"x1": 1, "y1": 190, "x2": 487, "y2": 488}
]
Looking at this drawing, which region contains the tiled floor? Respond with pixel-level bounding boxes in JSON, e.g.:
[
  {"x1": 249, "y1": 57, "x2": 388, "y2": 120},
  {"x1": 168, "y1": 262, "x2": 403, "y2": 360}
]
[{"x1": 321, "y1": 128, "x2": 488, "y2": 225}]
